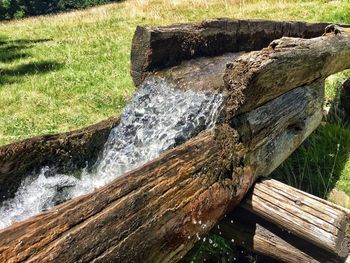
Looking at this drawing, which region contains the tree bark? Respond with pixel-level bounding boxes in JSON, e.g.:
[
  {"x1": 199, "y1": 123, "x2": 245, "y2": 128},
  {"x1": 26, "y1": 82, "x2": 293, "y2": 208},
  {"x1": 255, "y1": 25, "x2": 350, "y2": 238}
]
[{"x1": 223, "y1": 25, "x2": 350, "y2": 117}]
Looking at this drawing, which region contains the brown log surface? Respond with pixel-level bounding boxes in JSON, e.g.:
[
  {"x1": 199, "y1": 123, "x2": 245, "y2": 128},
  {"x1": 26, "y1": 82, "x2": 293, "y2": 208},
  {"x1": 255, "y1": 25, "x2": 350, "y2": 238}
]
[
  {"x1": 217, "y1": 208, "x2": 347, "y2": 263},
  {"x1": 241, "y1": 179, "x2": 350, "y2": 257},
  {"x1": 144, "y1": 52, "x2": 244, "y2": 91},
  {"x1": 0, "y1": 125, "x2": 250, "y2": 263},
  {"x1": 223, "y1": 25, "x2": 350, "y2": 117},
  {"x1": 0, "y1": 82, "x2": 324, "y2": 262}
]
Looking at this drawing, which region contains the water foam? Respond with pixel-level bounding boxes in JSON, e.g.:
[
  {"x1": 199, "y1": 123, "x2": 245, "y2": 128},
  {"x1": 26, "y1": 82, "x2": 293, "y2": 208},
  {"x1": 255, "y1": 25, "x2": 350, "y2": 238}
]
[{"x1": 0, "y1": 78, "x2": 223, "y2": 229}]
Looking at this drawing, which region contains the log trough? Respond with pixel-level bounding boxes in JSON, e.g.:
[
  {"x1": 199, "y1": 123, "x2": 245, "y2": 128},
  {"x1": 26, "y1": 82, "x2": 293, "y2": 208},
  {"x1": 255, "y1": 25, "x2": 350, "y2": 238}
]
[{"x1": 1, "y1": 19, "x2": 350, "y2": 262}]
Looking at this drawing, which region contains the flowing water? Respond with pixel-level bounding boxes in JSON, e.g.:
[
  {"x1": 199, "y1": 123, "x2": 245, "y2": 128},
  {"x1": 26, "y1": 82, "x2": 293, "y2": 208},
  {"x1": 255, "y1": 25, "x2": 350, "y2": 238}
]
[{"x1": 0, "y1": 78, "x2": 223, "y2": 229}]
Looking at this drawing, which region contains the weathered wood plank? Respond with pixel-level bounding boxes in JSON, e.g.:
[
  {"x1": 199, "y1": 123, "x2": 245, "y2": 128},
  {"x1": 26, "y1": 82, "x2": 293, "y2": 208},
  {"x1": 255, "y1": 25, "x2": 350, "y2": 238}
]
[
  {"x1": 216, "y1": 208, "x2": 347, "y2": 263},
  {"x1": 240, "y1": 179, "x2": 350, "y2": 257}
]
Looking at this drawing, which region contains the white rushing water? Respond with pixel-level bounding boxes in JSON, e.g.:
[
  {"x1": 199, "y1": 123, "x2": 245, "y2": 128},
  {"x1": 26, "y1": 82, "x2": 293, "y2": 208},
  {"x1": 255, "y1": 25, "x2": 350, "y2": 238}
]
[{"x1": 0, "y1": 78, "x2": 223, "y2": 229}]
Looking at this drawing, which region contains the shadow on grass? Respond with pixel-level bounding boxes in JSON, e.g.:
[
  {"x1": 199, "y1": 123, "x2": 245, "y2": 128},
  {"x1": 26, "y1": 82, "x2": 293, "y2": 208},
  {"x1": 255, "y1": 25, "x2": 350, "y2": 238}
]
[{"x1": 0, "y1": 37, "x2": 63, "y2": 85}]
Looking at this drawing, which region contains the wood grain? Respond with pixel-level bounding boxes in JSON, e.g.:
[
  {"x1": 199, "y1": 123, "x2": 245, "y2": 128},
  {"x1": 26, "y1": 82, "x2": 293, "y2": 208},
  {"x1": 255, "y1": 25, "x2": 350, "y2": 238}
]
[
  {"x1": 217, "y1": 207, "x2": 347, "y2": 263},
  {"x1": 241, "y1": 179, "x2": 350, "y2": 257}
]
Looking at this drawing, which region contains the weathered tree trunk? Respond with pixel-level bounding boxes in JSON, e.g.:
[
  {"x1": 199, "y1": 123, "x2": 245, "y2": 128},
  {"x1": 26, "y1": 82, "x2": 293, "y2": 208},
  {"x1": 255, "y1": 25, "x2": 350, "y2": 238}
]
[
  {"x1": 0, "y1": 83, "x2": 323, "y2": 262},
  {"x1": 216, "y1": 208, "x2": 347, "y2": 263},
  {"x1": 1, "y1": 22, "x2": 350, "y2": 263},
  {"x1": 240, "y1": 179, "x2": 350, "y2": 258}
]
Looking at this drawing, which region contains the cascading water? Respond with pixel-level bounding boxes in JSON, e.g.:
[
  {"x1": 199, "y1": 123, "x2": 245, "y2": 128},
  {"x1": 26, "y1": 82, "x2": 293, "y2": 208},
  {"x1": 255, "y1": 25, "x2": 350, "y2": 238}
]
[{"x1": 0, "y1": 78, "x2": 223, "y2": 229}]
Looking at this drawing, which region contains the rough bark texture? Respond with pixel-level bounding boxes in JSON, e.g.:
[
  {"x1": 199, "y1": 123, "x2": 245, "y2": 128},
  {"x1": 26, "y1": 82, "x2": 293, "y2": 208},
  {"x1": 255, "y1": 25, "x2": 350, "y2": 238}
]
[
  {"x1": 223, "y1": 25, "x2": 350, "y2": 117},
  {"x1": 0, "y1": 82, "x2": 323, "y2": 262},
  {"x1": 240, "y1": 179, "x2": 350, "y2": 258},
  {"x1": 231, "y1": 82, "x2": 324, "y2": 178},
  {"x1": 0, "y1": 125, "x2": 250, "y2": 263},
  {"x1": 1, "y1": 22, "x2": 350, "y2": 263},
  {"x1": 131, "y1": 19, "x2": 337, "y2": 86},
  {"x1": 0, "y1": 117, "x2": 119, "y2": 202},
  {"x1": 216, "y1": 208, "x2": 347, "y2": 263}
]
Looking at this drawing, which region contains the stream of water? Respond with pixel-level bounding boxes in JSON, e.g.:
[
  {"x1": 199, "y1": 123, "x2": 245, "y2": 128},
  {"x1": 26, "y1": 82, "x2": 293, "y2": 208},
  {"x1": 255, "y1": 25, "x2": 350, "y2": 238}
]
[{"x1": 0, "y1": 78, "x2": 223, "y2": 229}]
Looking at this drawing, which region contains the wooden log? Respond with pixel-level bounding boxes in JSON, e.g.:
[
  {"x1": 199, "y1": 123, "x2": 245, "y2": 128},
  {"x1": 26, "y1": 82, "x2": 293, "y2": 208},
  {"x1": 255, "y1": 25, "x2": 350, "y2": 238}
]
[
  {"x1": 2, "y1": 23, "x2": 350, "y2": 262},
  {"x1": 216, "y1": 208, "x2": 347, "y2": 263},
  {"x1": 131, "y1": 19, "x2": 337, "y2": 86},
  {"x1": 240, "y1": 179, "x2": 350, "y2": 257},
  {"x1": 138, "y1": 25, "x2": 350, "y2": 118},
  {"x1": 0, "y1": 125, "x2": 250, "y2": 263},
  {"x1": 232, "y1": 81, "x2": 324, "y2": 178},
  {"x1": 0, "y1": 81, "x2": 323, "y2": 262},
  {"x1": 223, "y1": 25, "x2": 350, "y2": 117},
  {"x1": 0, "y1": 117, "x2": 119, "y2": 202}
]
